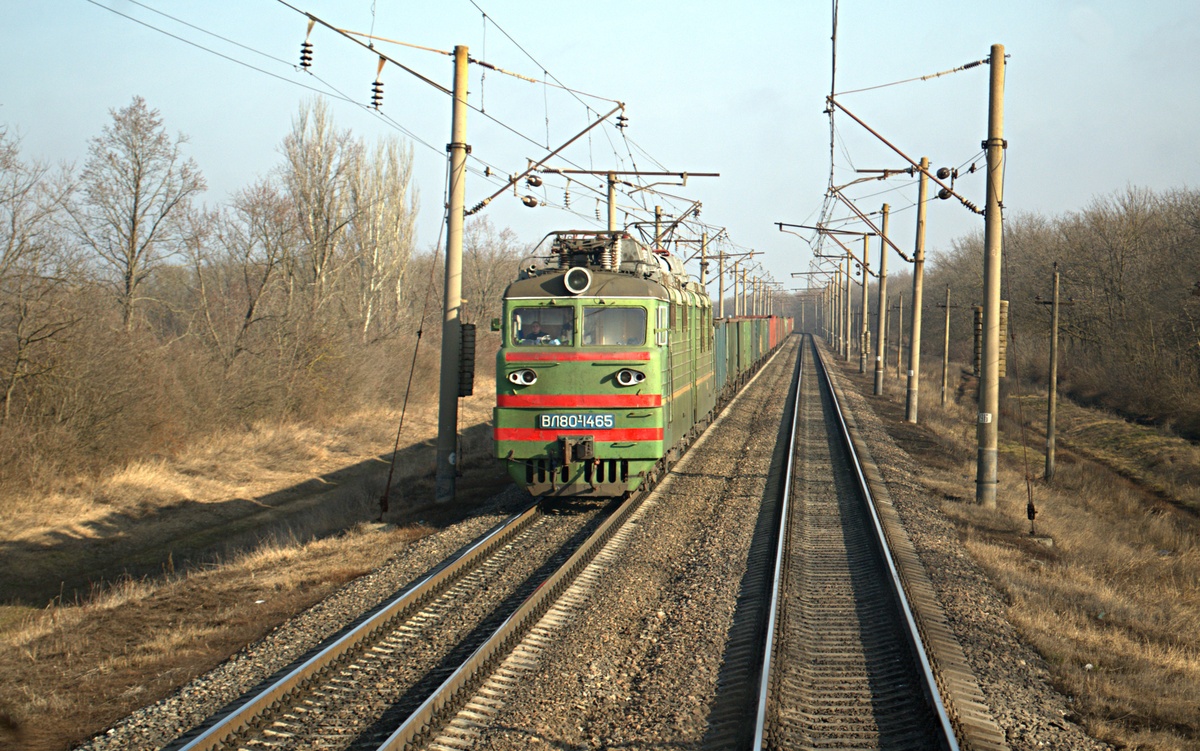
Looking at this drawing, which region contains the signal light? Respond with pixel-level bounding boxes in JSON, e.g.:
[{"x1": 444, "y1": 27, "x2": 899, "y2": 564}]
[
  {"x1": 371, "y1": 80, "x2": 384, "y2": 109},
  {"x1": 300, "y1": 42, "x2": 313, "y2": 69}
]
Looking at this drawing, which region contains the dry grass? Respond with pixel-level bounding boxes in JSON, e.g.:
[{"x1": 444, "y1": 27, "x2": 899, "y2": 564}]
[
  {"x1": 849, "y1": 359, "x2": 1200, "y2": 750},
  {"x1": 0, "y1": 523, "x2": 428, "y2": 751},
  {"x1": 0, "y1": 372, "x2": 507, "y2": 751},
  {"x1": 0, "y1": 376, "x2": 498, "y2": 605},
  {"x1": 3, "y1": 405, "x2": 434, "y2": 543}
]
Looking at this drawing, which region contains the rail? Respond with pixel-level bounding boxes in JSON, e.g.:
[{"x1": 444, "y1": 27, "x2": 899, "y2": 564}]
[{"x1": 172, "y1": 502, "x2": 543, "y2": 751}]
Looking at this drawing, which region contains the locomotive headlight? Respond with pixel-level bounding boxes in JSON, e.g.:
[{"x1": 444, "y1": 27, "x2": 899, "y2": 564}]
[
  {"x1": 508, "y1": 368, "x2": 538, "y2": 386},
  {"x1": 564, "y1": 267, "x2": 592, "y2": 295},
  {"x1": 615, "y1": 368, "x2": 646, "y2": 387}
]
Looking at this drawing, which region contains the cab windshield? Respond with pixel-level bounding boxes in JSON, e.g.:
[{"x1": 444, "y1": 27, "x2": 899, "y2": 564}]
[
  {"x1": 511, "y1": 307, "x2": 574, "y2": 346},
  {"x1": 582, "y1": 306, "x2": 647, "y2": 346}
]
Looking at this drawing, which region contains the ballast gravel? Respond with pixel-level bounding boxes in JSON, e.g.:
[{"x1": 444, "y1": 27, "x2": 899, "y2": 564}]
[
  {"x1": 77, "y1": 485, "x2": 533, "y2": 751},
  {"x1": 84, "y1": 337, "x2": 1114, "y2": 751},
  {"x1": 822, "y1": 352, "x2": 1111, "y2": 751},
  {"x1": 458, "y1": 341, "x2": 799, "y2": 749}
]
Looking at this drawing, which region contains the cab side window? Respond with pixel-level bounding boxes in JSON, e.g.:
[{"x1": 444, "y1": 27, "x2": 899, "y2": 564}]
[{"x1": 512, "y1": 307, "x2": 574, "y2": 345}]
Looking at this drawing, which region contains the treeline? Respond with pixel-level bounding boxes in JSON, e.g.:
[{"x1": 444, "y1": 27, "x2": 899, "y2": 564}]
[
  {"x1": 0, "y1": 96, "x2": 526, "y2": 492},
  {"x1": 924, "y1": 187, "x2": 1200, "y2": 437}
]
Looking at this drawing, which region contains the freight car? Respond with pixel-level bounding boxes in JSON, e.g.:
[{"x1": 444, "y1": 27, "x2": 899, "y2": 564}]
[{"x1": 493, "y1": 230, "x2": 791, "y2": 497}]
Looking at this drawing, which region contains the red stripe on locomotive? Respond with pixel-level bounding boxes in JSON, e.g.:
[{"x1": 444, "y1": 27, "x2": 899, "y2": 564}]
[
  {"x1": 504, "y1": 351, "x2": 651, "y2": 362},
  {"x1": 497, "y1": 394, "x2": 662, "y2": 408},
  {"x1": 493, "y1": 428, "x2": 663, "y2": 442}
]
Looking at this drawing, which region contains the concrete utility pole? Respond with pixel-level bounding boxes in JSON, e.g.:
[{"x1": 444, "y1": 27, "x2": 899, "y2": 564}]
[
  {"x1": 874, "y1": 204, "x2": 890, "y2": 395},
  {"x1": 976, "y1": 43, "x2": 1007, "y2": 509},
  {"x1": 938, "y1": 287, "x2": 958, "y2": 407},
  {"x1": 843, "y1": 257, "x2": 852, "y2": 361},
  {"x1": 834, "y1": 261, "x2": 844, "y2": 356},
  {"x1": 732, "y1": 263, "x2": 740, "y2": 316},
  {"x1": 607, "y1": 171, "x2": 617, "y2": 231},
  {"x1": 718, "y1": 253, "x2": 727, "y2": 318},
  {"x1": 436, "y1": 45, "x2": 470, "y2": 504},
  {"x1": 741, "y1": 266, "x2": 749, "y2": 317},
  {"x1": 826, "y1": 277, "x2": 834, "y2": 342},
  {"x1": 894, "y1": 292, "x2": 904, "y2": 378},
  {"x1": 553, "y1": 170, "x2": 718, "y2": 235},
  {"x1": 730, "y1": 260, "x2": 739, "y2": 316},
  {"x1": 906, "y1": 156, "x2": 930, "y2": 423},
  {"x1": 832, "y1": 265, "x2": 841, "y2": 351},
  {"x1": 859, "y1": 236, "x2": 870, "y2": 374},
  {"x1": 1038, "y1": 263, "x2": 1070, "y2": 481}
]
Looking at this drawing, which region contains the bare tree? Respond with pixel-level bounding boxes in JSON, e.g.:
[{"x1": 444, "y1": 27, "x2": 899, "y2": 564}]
[
  {"x1": 346, "y1": 136, "x2": 418, "y2": 342},
  {"x1": 68, "y1": 96, "x2": 206, "y2": 331},
  {"x1": 280, "y1": 98, "x2": 360, "y2": 317},
  {"x1": 462, "y1": 216, "x2": 527, "y2": 328},
  {"x1": 0, "y1": 129, "x2": 80, "y2": 423},
  {"x1": 190, "y1": 180, "x2": 296, "y2": 376}
]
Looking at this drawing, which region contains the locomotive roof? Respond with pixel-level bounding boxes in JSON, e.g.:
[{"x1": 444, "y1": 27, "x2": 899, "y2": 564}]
[
  {"x1": 504, "y1": 230, "x2": 709, "y2": 303},
  {"x1": 504, "y1": 268, "x2": 669, "y2": 300}
]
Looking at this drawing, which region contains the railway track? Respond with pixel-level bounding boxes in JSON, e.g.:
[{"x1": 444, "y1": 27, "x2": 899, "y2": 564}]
[
  {"x1": 166, "y1": 344, "x2": 789, "y2": 751},
  {"x1": 165, "y1": 334, "x2": 1010, "y2": 750},
  {"x1": 165, "y1": 500, "x2": 608, "y2": 751},
  {"x1": 750, "y1": 335, "x2": 1008, "y2": 750}
]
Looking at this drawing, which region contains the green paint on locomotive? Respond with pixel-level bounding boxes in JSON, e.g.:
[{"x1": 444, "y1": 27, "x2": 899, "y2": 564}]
[{"x1": 493, "y1": 231, "x2": 713, "y2": 497}]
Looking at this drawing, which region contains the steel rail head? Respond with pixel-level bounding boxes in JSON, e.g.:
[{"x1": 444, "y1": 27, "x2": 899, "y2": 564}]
[
  {"x1": 752, "y1": 334, "x2": 806, "y2": 747},
  {"x1": 382, "y1": 336, "x2": 795, "y2": 750},
  {"x1": 376, "y1": 486, "x2": 648, "y2": 750},
  {"x1": 172, "y1": 502, "x2": 543, "y2": 751},
  {"x1": 810, "y1": 342, "x2": 960, "y2": 751}
]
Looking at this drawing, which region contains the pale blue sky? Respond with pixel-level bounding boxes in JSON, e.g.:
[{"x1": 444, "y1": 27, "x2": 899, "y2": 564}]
[{"x1": 4, "y1": 1, "x2": 1198, "y2": 290}]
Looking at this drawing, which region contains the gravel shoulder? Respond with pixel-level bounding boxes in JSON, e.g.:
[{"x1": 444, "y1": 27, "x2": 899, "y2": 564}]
[
  {"x1": 457, "y1": 339, "x2": 799, "y2": 749},
  {"x1": 17, "y1": 334, "x2": 1123, "y2": 751},
  {"x1": 820, "y1": 346, "x2": 1111, "y2": 750}
]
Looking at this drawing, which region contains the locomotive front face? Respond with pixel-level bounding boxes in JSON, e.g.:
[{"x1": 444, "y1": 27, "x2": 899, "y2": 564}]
[{"x1": 494, "y1": 275, "x2": 666, "y2": 497}]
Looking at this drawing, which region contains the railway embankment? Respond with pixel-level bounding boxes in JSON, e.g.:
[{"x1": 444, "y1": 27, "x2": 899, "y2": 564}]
[
  {"x1": 826, "y1": 348, "x2": 1200, "y2": 751},
  {"x1": 0, "y1": 387, "x2": 513, "y2": 751},
  {"x1": 4, "y1": 338, "x2": 1199, "y2": 751}
]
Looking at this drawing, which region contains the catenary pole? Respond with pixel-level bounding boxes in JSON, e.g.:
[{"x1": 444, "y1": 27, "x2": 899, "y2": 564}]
[
  {"x1": 832, "y1": 265, "x2": 841, "y2": 351},
  {"x1": 741, "y1": 266, "x2": 749, "y2": 317},
  {"x1": 976, "y1": 43, "x2": 1006, "y2": 508},
  {"x1": 906, "y1": 157, "x2": 929, "y2": 423},
  {"x1": 1046, "y1": 263, "x2": 1061, "y2": 480},
  {"x1": 607, "y1": 171, "x2": 617, "y2": 232},
  {"x1": 874, "y1": 204, "x2": 890, "y2": 394},
  {"x1": 942, "y1": 286, "x2": 952, "y2": 406},
  {"x1": 859, "y1": 236, "x2": 870, "y2": 373},
  {"x1": 719, "y1": 253, "x2": 727, "y2": 318},
  {"x1": 435, "y1": 45, "x2": 469, "y2": 504},
  {"x1": 843, "y1": 256, "x2": 852, "y2": 361}
]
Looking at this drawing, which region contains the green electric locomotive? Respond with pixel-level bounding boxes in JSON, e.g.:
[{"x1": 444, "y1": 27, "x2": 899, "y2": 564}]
[{"x1": 493, "y1": 230, "x2": 789, "y2": 497}]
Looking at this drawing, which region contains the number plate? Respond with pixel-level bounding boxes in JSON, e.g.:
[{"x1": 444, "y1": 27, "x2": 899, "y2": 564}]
[{"x1": 538, "y1": 413, "x2": 614, "y2": 430}]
